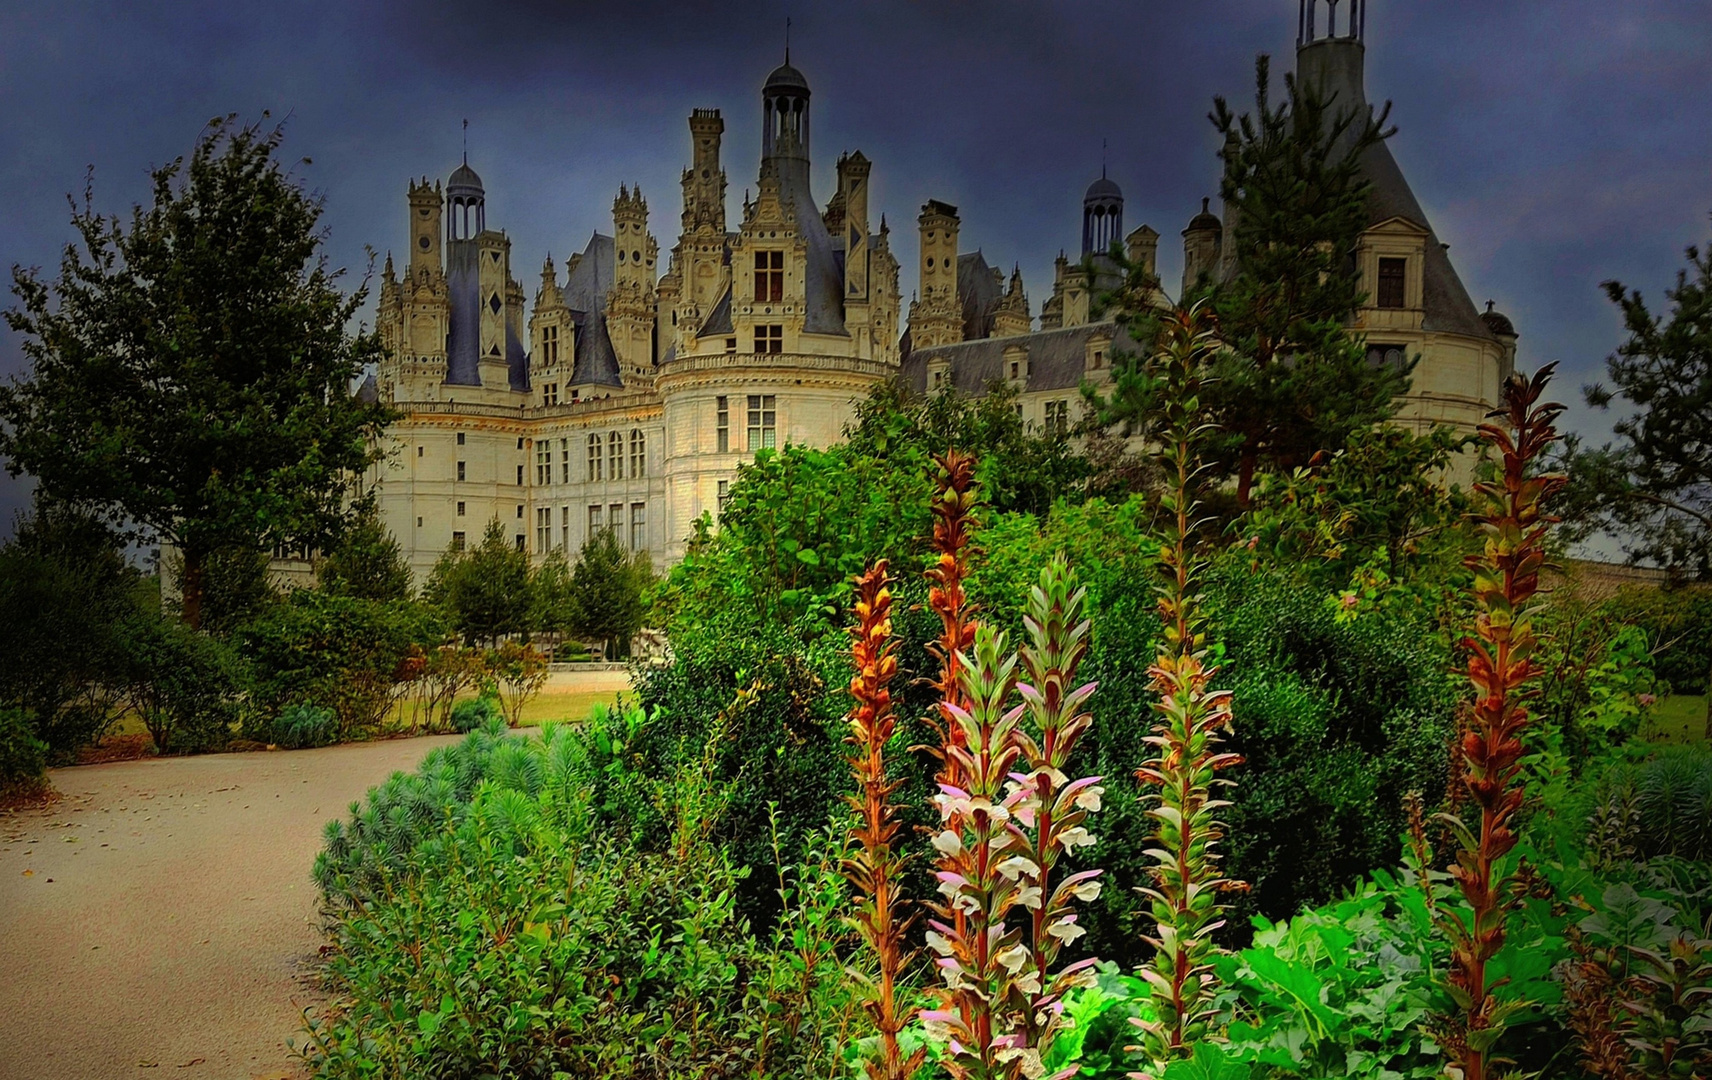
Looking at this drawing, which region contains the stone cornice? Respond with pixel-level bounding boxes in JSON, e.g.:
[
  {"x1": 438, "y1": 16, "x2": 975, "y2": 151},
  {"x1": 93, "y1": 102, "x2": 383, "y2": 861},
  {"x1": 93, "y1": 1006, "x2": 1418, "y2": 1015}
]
[{"x1": 655, "y1": 352, "x2": 895, "y2": 394}]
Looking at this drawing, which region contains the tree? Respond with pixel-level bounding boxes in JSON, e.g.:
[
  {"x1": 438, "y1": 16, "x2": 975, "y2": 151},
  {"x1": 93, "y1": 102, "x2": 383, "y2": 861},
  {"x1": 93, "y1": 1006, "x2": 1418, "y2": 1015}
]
[
  {"x1": 426, "y1": 519, "x2": 533, "y2": 646},
  {"x1": 1567, "y1": 221, "x2": 1712, "y2": 732},
  {"x1": 0, "y1": 499, "x2": 142, "y2": 756},
  {"x1": 0, "y1": 116, "x2": 392, "y2": 628},
  {"x1": 1096, "y1": 56, "x2": 1409, "y2": 503},
  {"x1": 164, "y1": 544, "x2": 277, "y2": 634},
  {"x1": 318, "y1": 500, "x2": 411, "y2": 602},
  {"x1": 570, "y1": 526, "x2": 652, "y2": 659},
  {"x1": 121, "y1": 612, "x2": 245, "y2": 754}
]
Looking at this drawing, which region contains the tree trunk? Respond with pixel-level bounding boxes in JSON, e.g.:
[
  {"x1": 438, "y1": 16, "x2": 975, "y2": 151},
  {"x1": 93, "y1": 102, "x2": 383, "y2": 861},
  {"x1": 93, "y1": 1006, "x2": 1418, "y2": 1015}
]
[
  {"x1": 1703, "y1": 650, "x2": 1711, "y2": 742},
  {"x1": 1237, "y1": 451, "x2": 1257, "y2": 508},
  {"x1": 179, "y1": 546, "x2": 205, "y2": 631}
]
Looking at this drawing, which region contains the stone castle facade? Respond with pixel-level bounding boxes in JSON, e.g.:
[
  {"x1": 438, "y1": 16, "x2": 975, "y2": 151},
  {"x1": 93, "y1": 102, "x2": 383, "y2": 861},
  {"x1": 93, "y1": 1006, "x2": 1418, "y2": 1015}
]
[{"x1": 369, "y1": 2, "x2": 1518, "y2": 581}]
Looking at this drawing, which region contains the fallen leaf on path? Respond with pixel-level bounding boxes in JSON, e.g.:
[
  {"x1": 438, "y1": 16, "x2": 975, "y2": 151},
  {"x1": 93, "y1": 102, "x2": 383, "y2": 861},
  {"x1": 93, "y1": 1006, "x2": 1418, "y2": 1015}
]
[{"x1": 177, "y1": 1058, "x2": 205, "y2": 1067}]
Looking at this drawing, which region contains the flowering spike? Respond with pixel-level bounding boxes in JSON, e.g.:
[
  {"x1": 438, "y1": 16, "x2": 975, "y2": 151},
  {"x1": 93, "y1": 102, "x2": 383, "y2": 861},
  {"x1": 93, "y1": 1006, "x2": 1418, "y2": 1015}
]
[
  {"x1": 1435, "y1": 364, "x2": 1567, "y2": 1080},
  {"x1": 1131, "y1": 304, "x2": 1245, "y2": 1073},
  {"x1": 843, "y1": 560, "x2": 926, "y2": 1080}
]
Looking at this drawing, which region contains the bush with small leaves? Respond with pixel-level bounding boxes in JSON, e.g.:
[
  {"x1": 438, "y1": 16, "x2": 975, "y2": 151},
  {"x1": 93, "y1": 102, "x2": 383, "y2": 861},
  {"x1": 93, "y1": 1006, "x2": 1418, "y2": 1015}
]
[{"x1": 269, "y1": 705, "x2": 338, "y2": 749}]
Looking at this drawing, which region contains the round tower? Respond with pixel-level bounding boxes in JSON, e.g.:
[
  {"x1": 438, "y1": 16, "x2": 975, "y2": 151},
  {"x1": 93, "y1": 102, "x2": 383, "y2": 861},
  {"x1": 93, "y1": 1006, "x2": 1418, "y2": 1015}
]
[
  {"x1": 762, "y1": 56, "x2": 811, "y2": 163},
  {"x1": 1082, "y1": 173, "x2": 1124, "y2": 257},
  {"x1": 446, "y1": 160, "x2": 485, "y2": 241}
]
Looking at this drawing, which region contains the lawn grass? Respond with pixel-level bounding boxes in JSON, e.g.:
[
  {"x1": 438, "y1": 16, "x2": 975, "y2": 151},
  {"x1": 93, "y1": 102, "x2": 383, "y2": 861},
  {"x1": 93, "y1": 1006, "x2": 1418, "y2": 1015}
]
[{"x1": 1646, "y1": 694, "x2": 1708, "y2": 744}]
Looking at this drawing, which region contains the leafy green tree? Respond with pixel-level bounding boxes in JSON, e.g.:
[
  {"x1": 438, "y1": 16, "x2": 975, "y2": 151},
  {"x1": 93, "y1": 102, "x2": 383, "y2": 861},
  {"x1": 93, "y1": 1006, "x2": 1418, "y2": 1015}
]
[
  {"x1": 0, "y1": 116, "x2": 392, "y2": 628},
  {"x1": 1095, "y1": 56, "x2": 1408, "y2": 503},
  {"x1": 570, "y1": 526, "x2": 653, "y2": 659},
  {"x1": 318, "y1": 500, "x2": 411, "y2": 602},
  {"x1": 529, "y1": 547, "x2": 576, "y2": 644},
  {"x1": 120, "y1": 613, "x2": 245, "y2": 754},
  {"x1": 426, "y1": 519, "x2": 532, "y2": 646},
  {"x1": 164, "y1": 544, "x2": 277, "y2": 634},
  {"x1": 0, "y1": 499, "x2": 142, "y2": 756}
]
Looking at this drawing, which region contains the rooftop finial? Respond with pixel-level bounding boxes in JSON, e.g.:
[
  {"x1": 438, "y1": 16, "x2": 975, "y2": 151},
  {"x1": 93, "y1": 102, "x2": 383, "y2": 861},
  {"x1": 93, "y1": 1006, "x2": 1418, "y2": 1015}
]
[
  {"x1": 785, "y1": 15, "x2": 791, "y2": 63},
  {"x1": 461, "y1": 118, "x2": 468, "y2": 164},
  {"x1": 1102, "y1": 138, "x2": 1108, "y2": 179}
]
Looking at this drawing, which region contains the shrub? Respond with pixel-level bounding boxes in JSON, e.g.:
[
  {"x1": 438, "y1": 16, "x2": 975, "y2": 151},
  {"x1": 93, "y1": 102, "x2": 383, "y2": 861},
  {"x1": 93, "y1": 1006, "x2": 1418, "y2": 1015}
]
[
  {"x1": 270, "y1": 704, "x2": 338, "y2": 749},
  {"x1": 448, "y1": 693, "x2": 501, "y2": 734},
  {"x1": 121, "y1": 614, "x2": 245, "y2": 754},
  {"x1": 1634, "y1": 745, "x2": 1712, "y2": 861},
  {"x1": 0, "y1": 706, "x2": 50, "y2": 795}
]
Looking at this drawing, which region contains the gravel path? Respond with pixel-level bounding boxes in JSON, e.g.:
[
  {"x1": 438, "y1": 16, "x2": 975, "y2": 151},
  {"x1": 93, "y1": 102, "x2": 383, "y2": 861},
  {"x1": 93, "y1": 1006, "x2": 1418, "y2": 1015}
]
[{"x1": 0, "y1": 734, "x2": 471, "y2": 1080}]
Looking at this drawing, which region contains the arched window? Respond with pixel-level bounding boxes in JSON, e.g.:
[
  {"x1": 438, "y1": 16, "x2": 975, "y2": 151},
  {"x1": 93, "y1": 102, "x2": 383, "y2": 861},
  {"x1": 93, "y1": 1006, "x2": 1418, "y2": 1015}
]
[
  {"x1": 608, "y1": 431, "x2": 624, "y2": 480},
  {"x1": 587, "y1": 434, "x2": 602, "y2": 481},
  {"x1": 630, "y1": 429, "x2": 646, "y2": 478}
]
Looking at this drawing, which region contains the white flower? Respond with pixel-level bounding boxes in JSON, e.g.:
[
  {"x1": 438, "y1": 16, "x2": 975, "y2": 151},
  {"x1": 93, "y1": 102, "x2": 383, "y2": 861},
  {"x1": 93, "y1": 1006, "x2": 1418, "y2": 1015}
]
[
  {"x1": 925, "y1": 930, "x2": 954, "y2": 956},
  {"x1": 931, "y1": 829, "x2": 964, "y2": 857},
  {"x1": 1015, "y1": 885, "x2": 1043, "y2": 910},
  {"x1": 996, "y1": 943, "x2": 1030, "y2": 973},
  {"x1": 1057, "y1": 826, "x2": 1095, "y2": 850},
  {"x1": 1047, "y1": 916, "x2": 1086, "y2": 944},
  {"x1": 1072, "y1": 879, "x2": 1102, "y2": 902},
  {"x1": 996, "y1": 855, "x2": 1039, "y2": 881},
  {"x1": 1073, "y1": 784, "x2": 1105, "y2": 812}
]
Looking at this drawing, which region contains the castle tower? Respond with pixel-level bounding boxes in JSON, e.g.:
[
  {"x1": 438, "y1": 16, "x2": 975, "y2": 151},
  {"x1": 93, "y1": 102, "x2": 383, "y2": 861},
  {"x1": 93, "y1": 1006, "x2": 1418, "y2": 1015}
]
[
  {"x1": 837, "y1": 151, "x2": 875, "y2": 356},
  {"x1": 1125, "y1": 224, "x2": 1160, "y2": 277},
  {"x1": 530, "y1": 256, "x2": 575, "y2": 404},
  {"x1": 992, "y1": 265, "x2": 1031, "y2": 337},
  {"x1": 444, "y1": 161, "x2": 486, "y2": 386},
  {"x1": 408, "y1": 179, "x2": 443, "y2": 276},
  {"x1": 1181, "y1": 197, "x2": 1223, "y2": 298},
  {"x1": 909, "y1": 199, "x2": 963, "y2": 348},
  {"x1": 676, "y1": 109, "x2": 730, "y2": 333},
  {"x1": 1082, "y1": 172, "x2": 1124, "y2": 258},
  {"x1": 609, "y1": 184, "x2": 659, "y2": 382}
]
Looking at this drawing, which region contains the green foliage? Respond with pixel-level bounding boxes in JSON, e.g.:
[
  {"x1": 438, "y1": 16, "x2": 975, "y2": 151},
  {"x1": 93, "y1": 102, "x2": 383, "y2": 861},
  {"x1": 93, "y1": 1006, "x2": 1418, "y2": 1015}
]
[
  {"x1": 0, "y1": 116, "x2": 392, "y2": 628},
  {"x1": 121, "y1": 614, "x2": 244, "y2": 754},
  {"x1": 424, "y1": 518, "x2": 532, "y2": 646},
  {"x1": 1605, "y1": 584, "x2": 1712, "y2": 696},
  {"x1": 237, "y1": 590, "x2": 437, "y2": 737},
  {"x1": 448, "y1": 693, "x2": 501, "y2": 735},
  {"x1": 0, "y1": 706, "x2": 50, "y2": 793},
  {"x1": 843, "y1": 379, "x2": 1091, "y2": 517},
  {"x1": 1209, "y1": 563, "x2": 1459, "y2": 924},
  {"x1": 305, "y1": 713, "x2": 867, "y2": 1080},
  {"x1": 317, "y1": 500, "x2": 411, "y2": 603},
  {"x1": 165, "y1": 544, "x2": 278, "y2": 634},
  {"x1": 1634, "y1": 746, "x2": 1712, "y2": 862},
  {"x1": 270, "y1": 704, "x2": 338, "y2": 750},
  {"x1": 566, "y1": 526, "x2": 653, "y2": 658},
  {"x1": 0, "y1": 500, "x2": 140, "y2": 758}
]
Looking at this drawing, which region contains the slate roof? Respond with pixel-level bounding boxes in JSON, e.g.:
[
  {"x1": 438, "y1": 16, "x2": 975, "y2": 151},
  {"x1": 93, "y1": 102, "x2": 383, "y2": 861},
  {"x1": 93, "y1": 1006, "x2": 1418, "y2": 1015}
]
[
  {"x1": 773, "y1": 157, "x2": 848, "y2": 336},
  {"x1": 956, "y1": 251, "x2": 1004, "y2": 341},
  {"x1": 900, "y1": 320, "x2": 1133, "y2": 396},
  {"x1": 700, "y1": 285, "x2": 734, "y2": 336},
  {"x1": 564, "y1": 232, "x2": 623, "y2": 387}
]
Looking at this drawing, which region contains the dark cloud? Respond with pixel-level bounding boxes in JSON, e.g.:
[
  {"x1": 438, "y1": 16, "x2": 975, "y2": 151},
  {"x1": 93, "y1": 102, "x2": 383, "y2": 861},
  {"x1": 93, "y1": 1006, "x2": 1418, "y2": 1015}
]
[{"x1": 3, "y1": 1, "x2": 1710, "y2": 536}]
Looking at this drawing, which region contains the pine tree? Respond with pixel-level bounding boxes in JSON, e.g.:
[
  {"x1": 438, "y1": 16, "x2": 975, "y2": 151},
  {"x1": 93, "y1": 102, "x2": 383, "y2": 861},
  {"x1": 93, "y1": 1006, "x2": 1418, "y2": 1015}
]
[
  {"x1": 318, "y1": 500, "x2": 412, "y2": 603},
  {"x1": 0, "y1": 116, "x2": 391, "y2": 628}
]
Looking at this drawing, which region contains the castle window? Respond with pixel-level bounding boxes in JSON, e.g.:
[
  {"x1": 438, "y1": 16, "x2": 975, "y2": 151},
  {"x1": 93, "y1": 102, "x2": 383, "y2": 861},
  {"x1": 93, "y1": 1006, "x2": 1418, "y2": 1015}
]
[
  {"x1": 536, "y1": 507, "x2": 552, "y2": 553},
  {"x1": 610, "y1": 503, "x2": 623, "y2": 536},
  {"x1": 541, "y1": 325, "x2": 559, "y2": 364},
  {"x1": 561, "y1": 505, "x2": 571, "y2": 551},
  {"x1": 630, "y1": 502, "x2": 646, "y2": 551},
  {"x1": 1045, "y1": 399, "x2": 1070, "y2": 439},
  {"x1": 543, "y1": 382, "x2": 558, "y2": 406},
  {"x1": 560, "y1": 438, "x2": 571, "y2": 483},
  {"x1": 717, "y1": 478, "x2": 730, "y2": 517},
  {"x1": 516, "y1": 504, "x2": 524, "y2": 518},
  {"x1": 716, "y1": 396, "x2": 730, "y2": 453},
  {"x1": 417, "y1": 445, "x2": 423, "y2": 457},
  {"x1": 725, "y1": 338, "x2": 737, "y2": 352},
  {"x1": 452, "y1": 531, "x2": 466, "y2": 552},
  {"x1": 457, "y1": 432, "x2": 466, "y2": 445},
  {"x1": 514, "y1": 534, "x2": 525, "y2": 552},
  {"x1": 1377, "y1": 257, "x2": 1407, "y2": 309},
  {"x1": 630, "y1": 429, "x2": 646, "y2": 478},
  {"x1": 754, "y1": 250, "x2": 784, "y2": 302},
  {"x1": 517, "y1": 464, "x2": 525, "y2": 486},
  {"x1": 747, "y1": 394, "x2": 777, "y2": 451},
  {"x1": 608, "y1": 431, "x2": 624, "y2": 480},
  {"x1": 457, "y1": 501, "x2": 465, "y2": 516},
  {"x1": 588, "y1": 504, "x2": 603, "y2": 535},
  {"x1": 457, "y1": 460, "x2": 466, "y2": 481},
  {"x1": 536, "y1": 441, "x2": 552, "y2": 485},
  {"x1": 587, "y1": 435, "x2": 603, "y2": 481},
  {"x1": 755, "y1": 324, "x2": 783, "y2": 354}
]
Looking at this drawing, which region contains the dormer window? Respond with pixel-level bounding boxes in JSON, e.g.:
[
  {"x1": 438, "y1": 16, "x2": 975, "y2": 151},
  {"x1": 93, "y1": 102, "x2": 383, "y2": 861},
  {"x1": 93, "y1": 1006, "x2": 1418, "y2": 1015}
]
[
  {"x1": 1003, "y1": 345, "x2": 1029, "y2": 386},
  {"x1": 542, "y1": 383, "x2": 558, "y2": 406},
  {"x1": 1377, "y1": 257, "x2": 1407, "y2": 309},
  {"x1": 927, "y1": 357, "x2": 951, "y2": 391},
  {"x1": 755, "y1": 324, "x2": 783, "y2": 354},
  {"x1": 754, "y1": 250, "x2": 783, "y2": 302},
  {"x1": 541, "y1": 325, "x2": 559, "y2": 364}
]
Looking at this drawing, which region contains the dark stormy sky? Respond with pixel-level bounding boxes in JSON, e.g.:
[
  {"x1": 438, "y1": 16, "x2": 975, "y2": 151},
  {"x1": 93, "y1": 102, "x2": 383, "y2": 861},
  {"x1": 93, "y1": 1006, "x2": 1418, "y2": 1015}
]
[{"x1": 2, "y1": 1, "x2": 1710, "y2": 538}]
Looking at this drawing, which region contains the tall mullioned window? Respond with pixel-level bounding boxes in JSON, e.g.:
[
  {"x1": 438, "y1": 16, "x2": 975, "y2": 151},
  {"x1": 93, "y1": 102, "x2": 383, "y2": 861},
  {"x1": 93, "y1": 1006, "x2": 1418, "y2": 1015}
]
[
  {"x1": 587, "y1": 434, "x2": 602, "y2": 481},
  {"x1": 716, "y1": 478, "x2": 730, "y2": 516},
  {"x1": 542, "y1": 382, "x2": 558, "y2": 406},
  {"x1": 1377, "y1": 257, "x2": 1407, "y2": 309},
  {"x1": 608, "y1": 431, "x2": 624, "y2": 480},
  {"x1": 755, "y1": 324, "x2": 783, "y2": 354},
  {"x1": 754, "y1": 250, "x2": 783, "y2": 302},
  {"x1": 630, "y1": 503, "x2": 646, "y2": 552},
  {"x1": 560, "y1": 438, "x2": 571, "y2": 483},
  {"x1": 562, "y1": 506, "x2": 571, "y2": 551},
  {"x1": 588, "y1": 504, "x2": 603, "y2": 536},
  {"x1": 747, "y1": 394, "x2": 777, "y2": 451},
  {"x1": 1045, "y1": 399, "x2": 1070, "y2": 439},
  {"x1": 541, "y1": 324, "x2": 559, "y2": 364},
  {"x1": 630, "y1": 429, "x2": 646, "y2": 478},
  {"x1": 536, "y1": 507, "x2": 552, "y2": 553},
  {"x1": 452, "y1": 531, "x2": 466, "y2": 552},
  {"x1": 716, "y1": 396, "x2": 730, "y2": 453},
  {"x1": 535, "y1": 441, "x2": 551, "y2": 485},
  {"x1": 456, "y1": 460, "x2": 466, "y2": 481}
]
